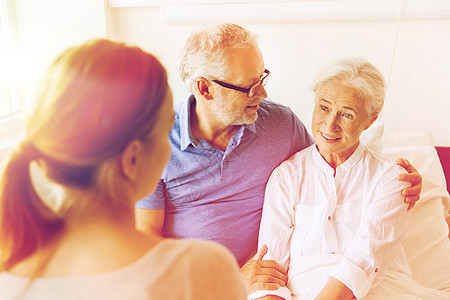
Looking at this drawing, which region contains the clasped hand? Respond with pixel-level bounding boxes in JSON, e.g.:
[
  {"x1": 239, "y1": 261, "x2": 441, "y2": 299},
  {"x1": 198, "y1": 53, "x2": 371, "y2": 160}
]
[{"x1": 240, "y1": 244, "x2": 288, "y2": 294}]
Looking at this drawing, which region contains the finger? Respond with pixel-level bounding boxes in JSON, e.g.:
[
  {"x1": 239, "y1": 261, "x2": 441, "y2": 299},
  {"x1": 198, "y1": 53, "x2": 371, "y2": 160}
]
[
  {"x1": 254, "y1": 260, "x2": 288, "y2": 275},
  {"x1": 401, "y1": 184, "x2": 421, "y2": 197},
  {"x1": 396, "y1": 158, "x2": 414, "y2": 173},
  {"x1": 243, "y1": 260, "x2": 288, "y2": 280},
  {"x1": 404, "y1": 194, "x2": 420, "y2": 204},
  {"x1": 252, "y1": 274, "x2": 287, "y2": 286},
  {"x1": 240, "y1": 265, "x2": 287, "y2": 289},
  {"x1": 251, "y1": 275, "x2": 287, "y2": 287},
  {"x1": 397, "y1": 173, "x2": 421, "y2": 184},
  {"x1": 242, "y1": 260, "x2": 288, "y2": 281},
  {"x1": 252, "y1": 244, "x2": 268, "y2": 261},
  {"x1": 260, "y1": 266, "x2": 288, "y2": 284}
]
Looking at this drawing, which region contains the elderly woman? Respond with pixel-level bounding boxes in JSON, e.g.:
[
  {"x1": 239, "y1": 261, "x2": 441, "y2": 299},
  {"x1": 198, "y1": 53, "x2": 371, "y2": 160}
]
[{"x1": 251, "y1": 57, "x2": 448, "y2": 299}]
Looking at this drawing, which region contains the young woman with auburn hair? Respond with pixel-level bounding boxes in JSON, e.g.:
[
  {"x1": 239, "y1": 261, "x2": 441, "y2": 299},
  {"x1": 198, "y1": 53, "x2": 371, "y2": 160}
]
[{"x1": 0, "y1": 39, "x2": 247, "y2": 299}]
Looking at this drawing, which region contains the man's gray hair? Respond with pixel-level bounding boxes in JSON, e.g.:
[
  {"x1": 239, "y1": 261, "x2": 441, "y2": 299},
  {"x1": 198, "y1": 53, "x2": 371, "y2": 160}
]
[
  {"x1": 179, "y1": 23, "x2": 259, "y2": 95},
  {"x1": 311, "y1": 56, "x2": 386, "y2": 117}
]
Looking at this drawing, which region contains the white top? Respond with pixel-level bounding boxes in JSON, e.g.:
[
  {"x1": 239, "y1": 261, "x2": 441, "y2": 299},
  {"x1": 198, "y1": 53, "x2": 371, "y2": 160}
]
[
  {"x1": 254, "y1": 144, "x2": 412, "y2": 300},
  {"x1": 0, "y1": 239, "x2": 248, "y2": 300}
]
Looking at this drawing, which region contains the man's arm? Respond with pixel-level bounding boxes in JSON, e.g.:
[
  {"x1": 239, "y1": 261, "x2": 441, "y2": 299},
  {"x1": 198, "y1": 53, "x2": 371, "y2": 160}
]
[
  {"x1": 135, "y1": 179, "x2": 167, "y2": 236},
  {"x1": 396, "y1": 158, "x2": 422, "y2": 210},
  {"x1": 135, "y1": 208, "x2": 165, "y2": 236}
]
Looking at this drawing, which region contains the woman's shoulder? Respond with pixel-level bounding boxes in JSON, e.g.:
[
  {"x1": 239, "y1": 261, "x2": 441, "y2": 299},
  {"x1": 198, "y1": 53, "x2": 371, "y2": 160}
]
[
  {"x1": 141, "y1": 239, "x2": 248, "y2": 299},
  {"x1": 360, "y1": 147, "x2": 410, "y2": 194},
  {"x1": 0, "y1": 239, "x2": 246, "y2": 300},
  {"x1": 154, "y1": 239, "x2": 243, "y2": 282},
  {"x1": 275, "y1": 144, "x2": 316, "y2": 173},
  {"x1": 363, "y1": 146, "x2": 406, "y2": 178}
]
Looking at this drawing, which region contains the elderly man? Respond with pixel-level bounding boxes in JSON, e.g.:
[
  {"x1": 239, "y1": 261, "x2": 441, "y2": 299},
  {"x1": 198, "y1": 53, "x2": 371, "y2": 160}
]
[{"x1": 135, "y1": 23, "x2": 422, "y2": 293}]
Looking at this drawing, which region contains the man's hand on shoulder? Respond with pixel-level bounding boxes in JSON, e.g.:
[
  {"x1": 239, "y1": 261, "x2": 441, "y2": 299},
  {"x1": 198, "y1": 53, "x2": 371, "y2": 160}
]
[{"x1": 396, "y1": 158, "x2": 422, "y2": 210}]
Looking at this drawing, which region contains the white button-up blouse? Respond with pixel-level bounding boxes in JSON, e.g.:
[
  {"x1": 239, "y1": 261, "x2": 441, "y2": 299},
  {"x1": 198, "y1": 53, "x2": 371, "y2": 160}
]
[{"x1": 255, "y1": 143, "x2": 412, "y2": 300}]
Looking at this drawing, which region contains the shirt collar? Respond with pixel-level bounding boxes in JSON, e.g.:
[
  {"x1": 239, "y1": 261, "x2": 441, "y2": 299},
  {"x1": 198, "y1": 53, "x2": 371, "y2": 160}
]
[
  {"x1": 338, "y1": 142, "x2": 365, "y2": 172},
  {"x1": 243, "y1": 120, "x2": 256, "y2": 134},
  {"x1": 179, "y1": 95, "x2": 258, "y2": 150},
  {"x1": 312, "y1": 142, "x2": 365, "y2": 173},
  {"x1": 179, "y1": 95, "x2": 199, "y2": 151}
]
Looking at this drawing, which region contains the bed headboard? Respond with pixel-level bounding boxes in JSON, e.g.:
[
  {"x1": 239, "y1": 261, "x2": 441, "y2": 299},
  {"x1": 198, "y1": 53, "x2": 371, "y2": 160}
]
[{"x1": 436, "y1": 147, "x2": 450, "y2": 194}]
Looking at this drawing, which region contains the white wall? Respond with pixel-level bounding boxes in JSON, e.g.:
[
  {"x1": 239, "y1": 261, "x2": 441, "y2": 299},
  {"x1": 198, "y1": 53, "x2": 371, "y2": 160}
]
[
  {"x1": 4, "y1": 0, "x2": 107, "y2": 138},
  {"x1": 105, "y1": 1, "x2": 450, "y2": 146},
  {"x1": 0, "y1": 0, "x2": 107, "y2": 156}
]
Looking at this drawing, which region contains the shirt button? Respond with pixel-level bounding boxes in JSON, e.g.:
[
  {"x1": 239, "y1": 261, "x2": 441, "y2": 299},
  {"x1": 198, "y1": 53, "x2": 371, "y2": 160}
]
[
  {"x1": 328, "y1": 216, "x2": 331, "y2": 221},
  {"x1": 375, "y1": 268, "x2": 378, "y2": 273}
]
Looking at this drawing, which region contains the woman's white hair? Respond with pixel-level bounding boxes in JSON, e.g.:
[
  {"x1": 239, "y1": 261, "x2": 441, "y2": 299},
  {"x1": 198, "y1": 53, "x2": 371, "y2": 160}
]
[
  {"x1": 311, "y1": 56, "x2": 386, "y2": 117},
  {"x1": 178, "y1": 23, "x2": 259, "y2": 95}
]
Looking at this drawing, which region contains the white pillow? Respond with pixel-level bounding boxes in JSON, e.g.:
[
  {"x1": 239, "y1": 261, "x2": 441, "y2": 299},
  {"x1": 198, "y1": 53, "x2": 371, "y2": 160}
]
[{"x1": 382, "y1": 132, "x2": 450, "y2": 291}]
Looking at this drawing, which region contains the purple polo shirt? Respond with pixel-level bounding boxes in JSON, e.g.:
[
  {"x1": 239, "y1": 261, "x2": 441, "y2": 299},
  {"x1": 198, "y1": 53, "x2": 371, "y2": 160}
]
[{"x1": 136, "y1": 95, "x2": 314, "y2": 266}]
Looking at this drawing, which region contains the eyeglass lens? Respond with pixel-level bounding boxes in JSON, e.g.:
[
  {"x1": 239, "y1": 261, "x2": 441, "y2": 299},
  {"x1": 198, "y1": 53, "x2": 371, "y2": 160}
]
[{"x1": 248, "y1": 71, "x2": 270, "y2": 97}]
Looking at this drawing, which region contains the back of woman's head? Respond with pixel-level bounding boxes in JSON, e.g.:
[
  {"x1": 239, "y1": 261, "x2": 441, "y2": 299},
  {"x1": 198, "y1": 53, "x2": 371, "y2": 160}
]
[
  {"x1": 179, "y1": 23, "x2": 259, "y2": 94},
  {"x1": 0, "y1": 39, "x2": 168, "y2": 270}
]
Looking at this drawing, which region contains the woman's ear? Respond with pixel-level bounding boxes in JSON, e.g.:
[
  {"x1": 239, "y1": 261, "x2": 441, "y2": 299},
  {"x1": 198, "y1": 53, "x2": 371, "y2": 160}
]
[
  {"x1": 196, "y1": 78, "x2": 213, "y2": 100},
  {"x1": 120, "y1": 140, "x2": 142, "y2": 181}
]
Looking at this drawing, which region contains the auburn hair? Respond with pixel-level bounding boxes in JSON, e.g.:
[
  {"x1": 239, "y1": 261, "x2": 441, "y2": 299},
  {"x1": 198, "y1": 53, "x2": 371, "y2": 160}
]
[{"x1": 0, "y1": 39, "x2": 168, "y2": 270}]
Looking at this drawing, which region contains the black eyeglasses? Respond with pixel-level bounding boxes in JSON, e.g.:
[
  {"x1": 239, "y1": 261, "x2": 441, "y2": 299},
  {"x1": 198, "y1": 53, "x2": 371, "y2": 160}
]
[{"x1": 212, "y1": 69, "x2": 270, "y2": 98}]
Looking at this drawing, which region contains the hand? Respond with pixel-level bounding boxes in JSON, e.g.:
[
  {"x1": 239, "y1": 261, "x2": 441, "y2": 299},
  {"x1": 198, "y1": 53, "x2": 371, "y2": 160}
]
[
  {"x1": 241, "y1": 245, "x2": 288, "y2": 293},
  {"x1": 396, "y1": 158, "x2": 422, "y2": 210}
]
